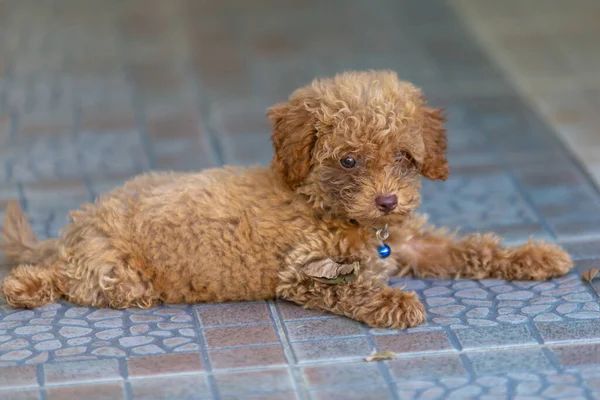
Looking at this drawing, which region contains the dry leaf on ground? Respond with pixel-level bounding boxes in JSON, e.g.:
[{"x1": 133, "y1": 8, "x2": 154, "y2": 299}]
[
  {"x1": 582, "y1": 269, "x2": 600, "y2": 282},
  {"x1": 364, "y1": 349, "x2": 397, "y2": 362}
]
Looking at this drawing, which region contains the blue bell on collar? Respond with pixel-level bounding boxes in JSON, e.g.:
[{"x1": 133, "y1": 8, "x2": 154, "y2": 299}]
[
  {"x1": 377, "y1": 243, "x2": 391, "y2": 258},
  {"x1": 376, "y1": 224, "x2": 391, "y2": 259}
]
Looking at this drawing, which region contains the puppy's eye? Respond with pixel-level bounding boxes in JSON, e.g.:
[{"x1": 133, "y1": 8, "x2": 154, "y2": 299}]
[{"x1": 340, "y1": 156, "x2": 357, "y2": 169}]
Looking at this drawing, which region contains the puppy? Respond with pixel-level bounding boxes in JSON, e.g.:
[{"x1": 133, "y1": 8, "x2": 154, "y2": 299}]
[{"x1": 0, "y1": 70, "x2": 573, "y2": 329}]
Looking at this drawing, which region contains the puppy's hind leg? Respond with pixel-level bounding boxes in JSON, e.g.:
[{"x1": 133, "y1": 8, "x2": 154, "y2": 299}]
[
  {"x1": 1, "y1": 262, "x2": 64, "y2": 309},
  {"x1": 65, "y1": 255, "x2": 159, "y2": 309},
  {"x1": 391, "y1": 225, "x2": 573, "y2": 281}
]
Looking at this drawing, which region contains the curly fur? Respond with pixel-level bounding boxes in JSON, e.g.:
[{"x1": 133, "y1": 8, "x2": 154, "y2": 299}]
[{"x1": 0, "y1": 70, "x2": 573, "y2": 329}]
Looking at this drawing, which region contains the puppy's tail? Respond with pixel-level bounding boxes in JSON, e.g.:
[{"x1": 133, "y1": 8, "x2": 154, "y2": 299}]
[
  {"x1": 1, "y1": 201, "x2": 63, "y2": 308},
  {"x1": 1, "y1": 200, "x2": 58, "y2": 265}
]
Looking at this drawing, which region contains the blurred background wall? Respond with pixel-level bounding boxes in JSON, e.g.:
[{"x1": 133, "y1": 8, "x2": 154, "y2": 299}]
[{"x1": 0, "y1": 0, "x2": 599, "y2": 239}]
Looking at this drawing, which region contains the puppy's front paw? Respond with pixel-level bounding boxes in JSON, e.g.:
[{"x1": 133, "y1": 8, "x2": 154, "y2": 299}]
[
  {"x1": 511, "y1": 241, "x2": 574, "y2": 280},
  {"x1": 367, "y1": 290, "x2": 426, "y2": 330}
]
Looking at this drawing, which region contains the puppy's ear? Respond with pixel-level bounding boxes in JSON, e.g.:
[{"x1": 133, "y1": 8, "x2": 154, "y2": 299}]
[
  {"x1": 268, "y1": 96, "x2": 317, "y2": 188},
  {"x1": 420, "y1": 107, "x2": 449, "y2": 181}
]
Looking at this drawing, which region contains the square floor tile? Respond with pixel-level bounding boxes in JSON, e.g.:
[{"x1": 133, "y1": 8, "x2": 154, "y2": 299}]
[
  {"x1": 303, "y1": 362, "x2": 385, "y2": 388},
  {"x1": 204, "y1": 325, "x2": 279, "y2": 348},
  {"x1": 209, "y1": 345, "x2": 286, "y2": 369},
  {"x1": 561, "y1": 240, "x2": 600, "y2": 260},
  {"x1": 0, "y1": 390, "x2": 41, "y2": 400},
  {"x1": 44, "y1": 359, "x2": 122, "y2": 385},
  {"x1": 129, "y1": 375, "x2": 211, "y2": 400},
  {"x1": 516, "y1": 167, "x2": 587, "y2": 188},
  {"x1": 551, "y1": 343, "x2": 600, "y2": 367},
  {"x1": 310, "y1": 386, "x2": 393, "y2": 400},
  {"x1": 551, "y1": 219, "x2": 600, "y2": 240},
  {"x1": 526, "y1": 185, "x2": 600, "y2": 210},
  {"x1": 292, "y1": 337, "x2": 372, "y2": 364},
  {"x1": 388, "y1": 354, "x2": 466, "y2": 380},
  {"x1": 482, "y1": 223, "x2": 552, "y2": 243},
  {"x1": 0, "y1": 365, "x2": 38, "y2": 389},
  {"x1": 536, "y1": 321, "x2": 600, "y2": 344},
  {"x1": 127, "y1": 353, "x2": 204, "y2": 377},
  {"x1": 374, "y1": 331, "x2": 453, "y2": 354},
  {"x1": 46, "y1": 382, "x2": 124, "y2": 400},
  {"x1": 220, "y1": 132, "x2": 272, "y2": 165},
  {"x1": 454, "y1": 325, "x2": 537, "y2": 349},
  {"x1": 221, "y1": 392, "x2": 297, "y2": 400},
  {"x1": 467, "y1": 348, "x2": 553, "y2": 374},
  {"x1": 420, "y1": 174, "x2": 539, "y2": 230},
  {"x1": 276, "y1": 302, "x2": 332, "y2": 320},
  {"x1": 538, "y1": 200, "x2": 600, "y2": 223},
  {"x1": 196, "y1": 303, "x2": 271, "y2": 327},
  {"x1": 24, "y1": 180, "x2": 90, "y2": 207},
  {"x1": 214, "y1": 369, "x2": 293, "y2": 396},
  {"x1": 285, "y1": 318, "x2": 363, "y2": 342}
]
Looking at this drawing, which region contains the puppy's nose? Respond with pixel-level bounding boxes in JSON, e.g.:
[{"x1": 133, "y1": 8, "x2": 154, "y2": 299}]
[{"x1": 375, "y1": 195, "x2": 398, "y2": 212}]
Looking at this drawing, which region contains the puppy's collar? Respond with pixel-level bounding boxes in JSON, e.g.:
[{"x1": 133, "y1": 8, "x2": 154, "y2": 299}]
[{"x1": 346, "y1": 219, "x2": 391, "y2": 258}]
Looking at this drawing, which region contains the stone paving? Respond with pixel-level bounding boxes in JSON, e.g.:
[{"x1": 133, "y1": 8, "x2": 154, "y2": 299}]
[{"x1": 1, "y1": 0, "x2": 600, "y2": 399}]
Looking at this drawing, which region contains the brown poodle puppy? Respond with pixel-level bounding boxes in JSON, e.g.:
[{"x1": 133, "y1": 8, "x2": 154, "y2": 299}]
[{"x1": 0, "y1": 71, "x2": 573, "y2": 329}]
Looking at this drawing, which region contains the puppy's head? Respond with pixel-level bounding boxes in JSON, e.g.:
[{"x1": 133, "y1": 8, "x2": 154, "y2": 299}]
[{"x1": 268, "y1": 70, "x2": 448, "y2": 226}]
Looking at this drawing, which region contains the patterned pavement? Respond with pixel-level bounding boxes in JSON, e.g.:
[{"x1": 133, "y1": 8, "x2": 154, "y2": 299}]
[{"x1": 1, "y1": 0, "x2": 600, "y2": 399}]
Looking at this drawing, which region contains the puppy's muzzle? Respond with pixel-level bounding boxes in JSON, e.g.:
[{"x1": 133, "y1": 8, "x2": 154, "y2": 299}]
[{"x1": 375, "y1": 195, "x2": 398, "y2": 212}]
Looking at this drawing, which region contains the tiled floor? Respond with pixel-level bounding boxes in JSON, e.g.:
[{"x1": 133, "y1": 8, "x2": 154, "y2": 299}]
[
  {"x1": 453, "y1": 0, "x2": 600, "y2": 186},
  {"x1": 1, "y1": 0, "x2": 600, "y2": 399}
]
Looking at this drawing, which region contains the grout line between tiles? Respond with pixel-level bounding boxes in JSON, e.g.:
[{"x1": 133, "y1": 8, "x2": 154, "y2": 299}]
[
  {"x1": 191, "y1": 307, "x2": 220, "y2": 400},
  {"x1": 117, "y1": 358, "x2": 131, "y2": 400},
  {"x1": 267, "y1": 300, "x2": 309, "y2": 400},
  {"x1": 444, "y1": 327, "x2": 464, "y2": 352},
  {"x1": 527, "y1": 322, "x2": 546, "y2": 345},
  {"x1": 458, "y1": 353, "x2": 476, "y2": 377},
  {"x1": 36, "y1": 363, "x2": 47, "y2": 400},
  {"x1": 267, "y1": 300, "x2": 308, "y2": 400},
  {"x1": 363, "y1": 323, "x2": 400, "y2": 400},
  {"x1": 541, "y1": 347, "x2": 563, "y2": 373},
  {"x1": 123, "y1": 381, "x2": 133, "y2": 400}
]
